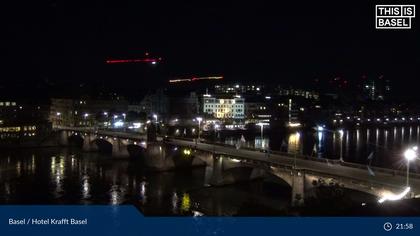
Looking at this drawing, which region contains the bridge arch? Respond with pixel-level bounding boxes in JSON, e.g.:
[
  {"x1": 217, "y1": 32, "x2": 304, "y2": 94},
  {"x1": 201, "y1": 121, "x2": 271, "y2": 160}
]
[{"x1": 93, "y1": 138, "x2": 113, "y2": 153}]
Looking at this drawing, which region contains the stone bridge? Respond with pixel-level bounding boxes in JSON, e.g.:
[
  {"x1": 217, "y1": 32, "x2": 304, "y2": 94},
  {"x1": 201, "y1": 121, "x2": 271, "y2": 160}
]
[
  {"x1": 56, "y1": 127, "x2": 148, "y2": 158},
  {"x1": 52, "y1": 127, "x2": 420, "y2": 206}
]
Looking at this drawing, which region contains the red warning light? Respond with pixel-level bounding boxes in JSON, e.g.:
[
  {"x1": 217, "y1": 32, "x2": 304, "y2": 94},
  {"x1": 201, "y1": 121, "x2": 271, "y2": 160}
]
[{"x1": 105, "y1": 58, "x2": 161, "y2": 64}]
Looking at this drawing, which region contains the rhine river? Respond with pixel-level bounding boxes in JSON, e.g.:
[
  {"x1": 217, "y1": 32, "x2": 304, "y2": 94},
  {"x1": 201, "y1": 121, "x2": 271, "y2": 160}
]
[{"x1": 0, "y1": 125, "x2": 419, "y2": 216}]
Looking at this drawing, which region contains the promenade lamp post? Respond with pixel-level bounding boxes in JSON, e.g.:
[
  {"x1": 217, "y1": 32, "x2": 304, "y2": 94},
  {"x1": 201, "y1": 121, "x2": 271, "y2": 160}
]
[
  {"x1": 83, "y1": 113, "x2": 89, "y2": 126},
  {"x1": 338, "y1": 129, "x2": 344, "y2": 162},
  {"x1": 122, "y1": 113, "x2": 127, "y2": 131},
  {"x1": 214, "y1": 124, "x2": 220, "y2": 141},
  {"x1": 56, "y1": 112, "x2": 61, "y2": 124},
  {"x1": 213, "y1": 124, "x2": 220, "y2": 153},
  {"x1": 196, "y1": 117, "x2": 203, "y2": 141},
  {"x1": 404, "y1": 147, "x2": 417, "y2": 187}
]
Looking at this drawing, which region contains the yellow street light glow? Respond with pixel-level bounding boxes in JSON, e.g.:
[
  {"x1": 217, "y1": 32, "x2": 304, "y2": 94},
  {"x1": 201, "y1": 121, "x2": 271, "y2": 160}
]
[
  {"x1": 378, "y1": 187, "x2": 411, "y2": 203},
  {"x1": 183, "y1": 149, "x2": 192, "y2": 156}
]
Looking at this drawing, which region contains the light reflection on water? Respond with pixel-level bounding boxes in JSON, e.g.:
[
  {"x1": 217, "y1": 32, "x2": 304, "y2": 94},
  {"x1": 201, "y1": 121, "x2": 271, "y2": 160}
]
[{"x1": 0, "y1": 148, "x2": 293, "y2": 216}]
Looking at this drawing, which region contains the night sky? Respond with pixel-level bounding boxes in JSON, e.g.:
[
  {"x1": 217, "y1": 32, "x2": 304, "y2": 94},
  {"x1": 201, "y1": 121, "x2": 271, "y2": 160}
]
[{"x1": 0, "y1": 1, "x2": 418, "y2": 98}]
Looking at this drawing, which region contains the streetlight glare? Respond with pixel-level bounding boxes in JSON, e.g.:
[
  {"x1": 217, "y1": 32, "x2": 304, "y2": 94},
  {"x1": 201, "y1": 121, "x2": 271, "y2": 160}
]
[
  {"x1": 404, "y1": 149, "x2": 417, "y2": 161},
  {"x1": 378, "y1": 187, "x2": 411, "y2": 203}
]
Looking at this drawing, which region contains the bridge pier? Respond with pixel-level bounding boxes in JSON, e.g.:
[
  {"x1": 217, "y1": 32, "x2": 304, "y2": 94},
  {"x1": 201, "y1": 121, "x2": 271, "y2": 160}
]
[
  {"x1": 82, "y1": 134, "x2": 99, "y2": 152},
  {"x1": 291, "y1": 170, "x2": 305, "y2": 207},
  {"x1": 209, "y1": 154, "x2": 224, "y2": 186},
  {"x1": 111, "y1": 138, "x2": 130, "y2": 158},
  {"x1": 143, "y1": 143, "x2": 175, "y2": 170},
  {"x1": 58, "y1": 130, "x2": 69, "y2": 146}
]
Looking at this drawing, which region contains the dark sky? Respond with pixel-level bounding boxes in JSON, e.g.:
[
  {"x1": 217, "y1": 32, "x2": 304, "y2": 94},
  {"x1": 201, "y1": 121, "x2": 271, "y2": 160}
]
[{"x1": 0, "y1": 1, "x2": 418, "y2": 97}]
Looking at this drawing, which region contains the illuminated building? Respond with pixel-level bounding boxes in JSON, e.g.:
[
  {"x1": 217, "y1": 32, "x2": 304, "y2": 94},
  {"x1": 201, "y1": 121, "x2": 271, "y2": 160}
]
[
  {"x1": 50, "y1": 98, "x2": 129, "y2": 127},
  {"x1": 0, "y1": 99, "x2": 50, "y2": 141},
  {"x1": 202, "y1": 94, "x2": 244, "y2": 119}
]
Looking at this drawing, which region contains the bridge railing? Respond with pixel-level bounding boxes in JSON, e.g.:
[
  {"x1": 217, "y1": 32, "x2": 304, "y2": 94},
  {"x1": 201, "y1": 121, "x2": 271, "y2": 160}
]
[
  {"x1": 167, "y1": 136, "x2": 420, "y2": 180},
  {"x1": 55, "y1": 126, "x2": 147, "y2": 139}
]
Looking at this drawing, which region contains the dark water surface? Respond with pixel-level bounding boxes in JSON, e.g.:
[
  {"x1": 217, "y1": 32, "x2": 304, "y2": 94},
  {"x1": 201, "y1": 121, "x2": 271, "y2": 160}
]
[
  {"x1": 0, "y1": 147, "x2": 384, "y2": 216},
  {"x1": 1, "y1": 143, "x2": 419, "y2": 216}
]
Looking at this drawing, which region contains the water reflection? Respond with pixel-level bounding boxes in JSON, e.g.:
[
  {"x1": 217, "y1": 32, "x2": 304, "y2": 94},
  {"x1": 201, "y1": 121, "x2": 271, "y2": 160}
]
[
  {"x1": 81, "y1": 175, "x2": 90, "y2": 199},
  {"x1": 0, "y1": 148, "x2": 298, "y2": 216},
  {"x1": 356, "y1": 129, "x2": 361, "y2": 151},
  {"x1": 180, "y1": 193, "x2": 191, "y2": 213},
  {"x1": 171, "y1": 192, "x2": 178, "y2": 213},
  {"x1": 417, "y1": 126, "x2": 420, "y2": 142}
]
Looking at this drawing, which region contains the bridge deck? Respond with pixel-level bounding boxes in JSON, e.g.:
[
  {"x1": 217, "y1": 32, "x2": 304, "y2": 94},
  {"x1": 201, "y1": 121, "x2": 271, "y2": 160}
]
[
  {"x1": 56, "y1": 127, "x2": 420, "y2": 197},
  {"x1": 169, "y1": 139, "x2": 420, "y2": 196}
]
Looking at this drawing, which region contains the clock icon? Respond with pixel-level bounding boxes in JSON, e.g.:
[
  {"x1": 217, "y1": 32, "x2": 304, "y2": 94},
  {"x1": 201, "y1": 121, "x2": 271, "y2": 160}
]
[{"x1": 384, "y1": 222, "x2": 393, "y2": 231}]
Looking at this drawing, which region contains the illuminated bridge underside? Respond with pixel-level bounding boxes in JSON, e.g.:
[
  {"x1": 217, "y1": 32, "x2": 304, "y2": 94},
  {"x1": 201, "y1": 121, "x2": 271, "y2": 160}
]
[{"x1": 172, "y1": 139, "x2": 420, "y2": 206}]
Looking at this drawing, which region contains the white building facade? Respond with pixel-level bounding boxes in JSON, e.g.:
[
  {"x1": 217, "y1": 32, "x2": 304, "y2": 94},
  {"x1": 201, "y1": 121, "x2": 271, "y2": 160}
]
[{"x1": 202, "y1": 95, "x2": 245, "y2": 119}]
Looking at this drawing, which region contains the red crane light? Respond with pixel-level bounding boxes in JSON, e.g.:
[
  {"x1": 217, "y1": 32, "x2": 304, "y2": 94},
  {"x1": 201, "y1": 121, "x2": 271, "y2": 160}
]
[{"x1": 105, "y1": 58, "x2": 162, "y2": 64}]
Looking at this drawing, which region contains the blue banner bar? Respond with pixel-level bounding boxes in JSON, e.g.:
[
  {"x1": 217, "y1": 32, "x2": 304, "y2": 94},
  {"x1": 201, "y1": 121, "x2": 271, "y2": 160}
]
[{"x1": 0, "y1": 206, "x2": 419, "y2": 236}]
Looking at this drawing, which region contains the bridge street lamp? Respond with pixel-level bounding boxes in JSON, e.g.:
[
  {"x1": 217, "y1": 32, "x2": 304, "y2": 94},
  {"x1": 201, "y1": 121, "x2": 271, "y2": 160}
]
[
  {"x1": 293, "y1": 131, "x2": 300, "y2": 169},
  {"x1": 404, "y1": 147, "x2": 417, "y2": 187},
  {"x1": 213, "y1": 124, "x2": 220, "y2": 153},
  {"x1": 153, "y1": 114, "x2": 158, "y2": 135}
]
